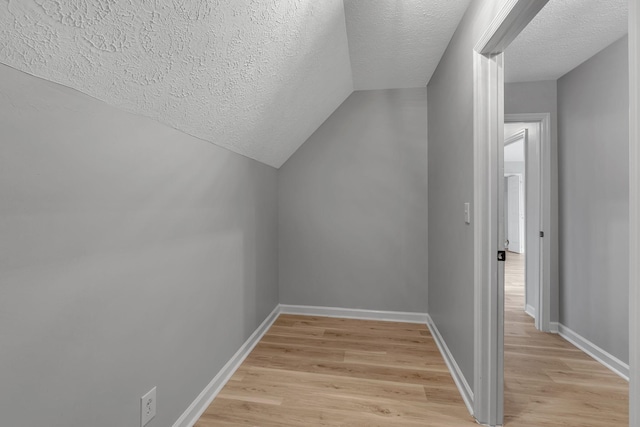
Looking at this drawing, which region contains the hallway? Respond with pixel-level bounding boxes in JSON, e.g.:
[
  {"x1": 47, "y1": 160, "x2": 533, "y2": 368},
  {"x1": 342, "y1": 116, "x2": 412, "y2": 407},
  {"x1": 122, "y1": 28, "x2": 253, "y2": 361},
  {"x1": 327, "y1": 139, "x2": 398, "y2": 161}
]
[{"x1": 504, "y1": 253, "x2": 628, "y2": 426}]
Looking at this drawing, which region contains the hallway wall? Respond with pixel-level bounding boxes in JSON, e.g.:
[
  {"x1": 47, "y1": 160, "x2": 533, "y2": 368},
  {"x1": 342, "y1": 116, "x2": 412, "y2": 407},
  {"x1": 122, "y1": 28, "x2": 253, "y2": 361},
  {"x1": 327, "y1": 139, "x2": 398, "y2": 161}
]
[
  {"x1": 557, "y1": 36, "x2": 630, "y2": 363},
  {"x1": 278, "y1": 88, "x2": 428, "y2": 313},
  {"x1": 427, "y1": 0, "x2": 511, "y2": 391},
  {"x1": 0, "y1": 64, "x2": 279, "y2": 427}
]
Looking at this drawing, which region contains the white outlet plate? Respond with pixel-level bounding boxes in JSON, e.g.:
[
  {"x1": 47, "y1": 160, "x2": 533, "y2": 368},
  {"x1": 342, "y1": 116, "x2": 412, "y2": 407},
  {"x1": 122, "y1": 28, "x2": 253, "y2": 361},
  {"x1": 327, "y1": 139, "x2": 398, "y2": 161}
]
[{"x1": 140, "y1": 387, "x2": 156, "y2": 427}]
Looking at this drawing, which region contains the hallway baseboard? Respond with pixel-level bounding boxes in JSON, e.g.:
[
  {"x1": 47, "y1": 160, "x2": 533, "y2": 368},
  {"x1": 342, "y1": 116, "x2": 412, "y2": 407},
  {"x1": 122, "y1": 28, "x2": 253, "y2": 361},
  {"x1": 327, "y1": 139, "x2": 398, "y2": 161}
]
[
  {"x1": 172, "y1": 305, "x2": 281, "y2": 427},
  {"x1": 426, "y1": 314, "x2": 474, "y2": 415},
  {"x1": 525, "y1": 304, "x2": 536, "y2": 319},
  {"x1": 556, "y1": 323, "x2": 630, "y2": 381},
  {"x1": 278, "y1": 304, "x2": 429, "y2": 323},
  {"x1": 168, "y1": 303, "x2": 601, "y2": 426},
  {"x1": 172, "y1": 304, "x2": 429, "y2": 426}
]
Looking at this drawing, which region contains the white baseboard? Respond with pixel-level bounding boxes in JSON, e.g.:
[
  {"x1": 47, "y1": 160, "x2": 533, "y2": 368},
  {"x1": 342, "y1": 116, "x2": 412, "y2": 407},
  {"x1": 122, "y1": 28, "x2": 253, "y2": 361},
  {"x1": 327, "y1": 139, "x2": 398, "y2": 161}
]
[
  {"x1": 279, "y1": 304, "x2": 429, "y2": 324},
  {"x1": 556, "y1": 323, "x2": 629, "y2": 381},
  {"x1": 549, "y1": 321, "x2": 559, "y2": 333},
  {"x1": 172, "y1": 305, "x2": 281, "y2": 427},
  {"x1": 425, "y1": 314, "x2": 474, "y2": 415},
  {"x1": 172, "y1": 303, "x2": 628, "y2": 427},
  {"x1": 173, "y1": 304, "x2": 473, "y2": 427},
  {"x1": 525, "y1": 304, "x2": 536, "y2": 319}
]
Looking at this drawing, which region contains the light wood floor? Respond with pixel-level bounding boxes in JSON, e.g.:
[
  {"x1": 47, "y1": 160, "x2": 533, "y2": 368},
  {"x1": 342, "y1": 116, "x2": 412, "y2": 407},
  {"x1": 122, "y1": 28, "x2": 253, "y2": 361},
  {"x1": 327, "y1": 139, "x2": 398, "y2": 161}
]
[
  {"x1": 503, "y1": 252, "x2": 628, "y2": 426},
  {"x1": 195, "y1": 316, "x2": 476, "y2": 426},
  {"x1": 195, "y1": 253, "x2": 628, "y2": 426}
]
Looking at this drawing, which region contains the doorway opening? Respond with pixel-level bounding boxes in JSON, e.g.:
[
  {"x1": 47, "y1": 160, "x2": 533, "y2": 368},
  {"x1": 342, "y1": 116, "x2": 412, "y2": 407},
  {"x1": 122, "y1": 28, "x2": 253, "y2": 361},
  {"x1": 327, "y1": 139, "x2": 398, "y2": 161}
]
[
  {"x1": 472, "y1": 1, "x2": 637, "y2": 425},
  {"x1": 504, "y1": 130, "x2": 526, "y2": 256},
  {"x1": 503, "y1": 115, "x2": 549, "y2": 332},
  {"x1": 503, "y1": 128, "x2": 529, "y2": 327}
]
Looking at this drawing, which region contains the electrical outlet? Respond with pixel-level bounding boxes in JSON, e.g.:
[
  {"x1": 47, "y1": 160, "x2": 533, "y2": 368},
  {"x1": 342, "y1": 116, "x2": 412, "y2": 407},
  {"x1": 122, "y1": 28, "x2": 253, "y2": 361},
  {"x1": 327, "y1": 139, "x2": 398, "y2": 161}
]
[{"x1": 140, "y1": 387, "x2": 156, "y2": 427}]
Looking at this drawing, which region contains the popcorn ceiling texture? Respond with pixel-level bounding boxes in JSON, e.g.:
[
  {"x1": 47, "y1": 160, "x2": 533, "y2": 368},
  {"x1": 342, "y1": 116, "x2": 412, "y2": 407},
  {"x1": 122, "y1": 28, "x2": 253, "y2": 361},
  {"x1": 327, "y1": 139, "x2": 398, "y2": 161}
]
[
  {"x1": 505, "y1": 0, "x2": 628, "y2": 83},
  {"x1": 343, "y1": 0, "x2": 471, "y2": 90},
  {"x1": 0, "y1": 0, "x2": 354, "y2": 168},
  {"x1": 0, "y1": 1, "x2": 630, "y2": 164}
]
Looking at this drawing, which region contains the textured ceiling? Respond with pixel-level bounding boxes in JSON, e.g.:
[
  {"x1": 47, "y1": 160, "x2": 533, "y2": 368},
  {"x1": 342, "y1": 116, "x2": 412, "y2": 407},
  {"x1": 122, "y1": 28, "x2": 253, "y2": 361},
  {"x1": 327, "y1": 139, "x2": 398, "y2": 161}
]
[
  {"x1": 505, "y1": 0, "x2": 628, "y2": 83},
  {"x1": 8, "y1": 1, "x2": 628, "y2": 165},
  {"x1": 0, "y1": 0, "x2": 473, "y2": 166},
  {"x1": 0, "y1": 0, "x2": 353, "y2": 168},
  {"x1": 343, "y1": 0, "x2": 472, "y2": 90}
]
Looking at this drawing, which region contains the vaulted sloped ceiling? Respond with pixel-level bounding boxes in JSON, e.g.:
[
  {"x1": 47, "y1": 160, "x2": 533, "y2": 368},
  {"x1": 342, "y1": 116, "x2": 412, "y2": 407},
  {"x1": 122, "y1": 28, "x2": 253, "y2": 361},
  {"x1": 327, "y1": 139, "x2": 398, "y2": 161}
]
[
  {"x1": 344, "y1": 0, "x2": 471, "y2": 90},
  {"x1": 0, "y1": 0, "x2": 354, "y2": 168},
  {"x1": 0, "y1": 1, "x2": 471, "y2": 167}
]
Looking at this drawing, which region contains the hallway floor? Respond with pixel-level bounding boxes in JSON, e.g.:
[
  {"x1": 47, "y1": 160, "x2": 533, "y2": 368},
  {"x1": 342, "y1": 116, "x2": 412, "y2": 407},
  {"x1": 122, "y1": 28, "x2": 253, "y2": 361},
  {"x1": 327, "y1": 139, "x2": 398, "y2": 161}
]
[
  {"x1": 194, "y1": 253, "x2": 628, "y2": 426},
  {"x1": 504, "y1": 252, "x2": 628, "y2": 426}
]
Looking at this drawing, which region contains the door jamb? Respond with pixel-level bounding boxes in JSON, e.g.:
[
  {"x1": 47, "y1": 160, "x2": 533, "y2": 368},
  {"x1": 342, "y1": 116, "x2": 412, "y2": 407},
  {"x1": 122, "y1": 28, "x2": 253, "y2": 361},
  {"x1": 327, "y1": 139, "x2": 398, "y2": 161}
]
[
  {"x1": 505, "y1": 113, "x2": 552, "y2": 333},
  {"x1": 473, "y1": 1, "x2": 549, "y2": 425},
  {"x1": 629, "y1": 0, "x2": 639, "y2": 424}
]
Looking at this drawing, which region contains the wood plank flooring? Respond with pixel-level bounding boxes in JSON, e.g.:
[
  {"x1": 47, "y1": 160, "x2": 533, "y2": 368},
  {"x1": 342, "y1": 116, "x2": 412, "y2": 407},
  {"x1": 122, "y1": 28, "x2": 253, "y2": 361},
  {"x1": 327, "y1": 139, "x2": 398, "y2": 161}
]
[
  {"x1": 195, "y1": 315, "x2": 476, "y2": 426},
  {"x1": 195, "y1": 252, "x2": 628, "y2": 426},
  {"x1": 504, "y1": 253, "x2": 628, "y2": 426}
]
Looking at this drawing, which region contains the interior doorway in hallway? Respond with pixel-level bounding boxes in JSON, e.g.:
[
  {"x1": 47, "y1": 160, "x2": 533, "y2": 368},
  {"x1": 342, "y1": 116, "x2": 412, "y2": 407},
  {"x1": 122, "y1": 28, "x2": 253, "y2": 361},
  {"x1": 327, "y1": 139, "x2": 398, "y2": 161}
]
[{"x1": 503, "y1": 120, "x2": 544, "y2": 328}]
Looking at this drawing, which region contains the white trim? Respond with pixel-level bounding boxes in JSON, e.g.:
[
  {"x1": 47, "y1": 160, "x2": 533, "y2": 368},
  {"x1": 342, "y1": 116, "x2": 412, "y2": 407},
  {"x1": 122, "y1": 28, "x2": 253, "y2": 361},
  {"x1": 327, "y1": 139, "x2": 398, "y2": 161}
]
[
  {"x1": 548, "y1": 321, "x2": 559, "y2": 334},
  {"x1": 278, "y1": 304, "x2": 429, "y2": 324},
  {"x1": 476, "y1": 0, "x2": 549, "y2": 55},
  {"x1": 474, "y1": 2, "x2": 551, "y2": 425},
  {"x1": 524, "y1": 304, "x2": 535, "y2": 319},
  {"x1": 426, "y1": 314, "x2": 474, "y2": 415},
  {"x1": 556, "y1": 324, "x2": 630, "y2": 381},
  {"x1": 171, "y1": 305, "x2": 281, "y2": 427},
  {"x1": 504, "y1": 129, "x2": 526, "y2": 146},
  {"x1": 504, "y1": 173, "x2": 525, "y2": 254},
  {"x1": 473, "y1": 44, "x2": 505, "y2": 427},
  {"x1": 630, "y1": 0, "x2": 640, "y2": 423}
]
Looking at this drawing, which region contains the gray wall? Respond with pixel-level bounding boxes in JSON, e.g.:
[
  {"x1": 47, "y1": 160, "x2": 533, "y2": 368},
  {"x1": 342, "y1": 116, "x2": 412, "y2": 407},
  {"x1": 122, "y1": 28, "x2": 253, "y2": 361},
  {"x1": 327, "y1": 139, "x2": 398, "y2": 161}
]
[
  {"x1": 505, "y1": 80, "x2": 560, "y2": 322},
  {"x1": 505, "y1": 80, "x2": 557, "y2": 116},
  {"x1": 557, "y1": 36, "x2": 629, "y2": 363},
  {"x1": 278, "y1": 88, "x2": 428, "y2": 312},
  {"x1": 0, "y1": 64, "x2": 279, "y2": 427},
  {"x1": 427, "y1": 0, "x2": 510, "y2": 390}
]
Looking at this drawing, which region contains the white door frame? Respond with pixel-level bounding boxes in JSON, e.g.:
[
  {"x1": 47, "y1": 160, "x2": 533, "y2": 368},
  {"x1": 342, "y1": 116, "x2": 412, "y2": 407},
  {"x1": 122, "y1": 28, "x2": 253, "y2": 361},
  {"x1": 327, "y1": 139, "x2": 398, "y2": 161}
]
[
  {"x1": 472, "y1": 1, "x2": 549, "y2": 424},
  {"x1": 505, "y1": 114, "x2": 551, "y2": 333},
  {"x1": 474, "y1": 0, "x2": 639, "y2": 426},
  {"x1": 504, "y1": 173, "x2": 524, "y2": 253},
  {"x1": 629, "y1": 1, "x2": 639, "y2": 425},
  {"x1": 472, "y1": 43, "x2": 505, "y2": 427},
  {"x1": 504, "y1": 129, "x2": 527, "y2": 258},
  {"x1": 504, "y1": 128, "x2": 527, "y2": 146}
]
